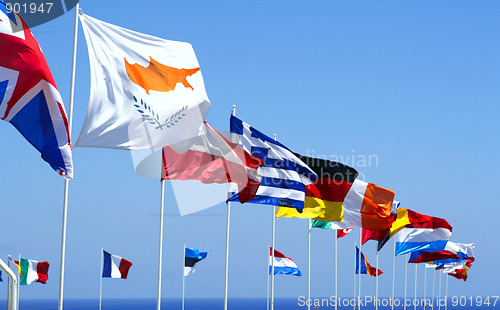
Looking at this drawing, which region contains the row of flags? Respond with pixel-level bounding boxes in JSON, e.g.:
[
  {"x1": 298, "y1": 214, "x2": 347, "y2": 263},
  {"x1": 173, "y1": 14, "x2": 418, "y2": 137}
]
[
  {"x1": 313, "y1": 208, "x2": 475, "y2": 280},
  {"x1": 1, "y1": 3, "x2": 475, "y2": 305}
]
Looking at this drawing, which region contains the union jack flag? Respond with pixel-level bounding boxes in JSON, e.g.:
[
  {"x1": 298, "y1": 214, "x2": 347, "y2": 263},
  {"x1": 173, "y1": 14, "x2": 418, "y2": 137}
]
[{"x1": 0, "y1": 1, "x2": 73, "y2": 179}]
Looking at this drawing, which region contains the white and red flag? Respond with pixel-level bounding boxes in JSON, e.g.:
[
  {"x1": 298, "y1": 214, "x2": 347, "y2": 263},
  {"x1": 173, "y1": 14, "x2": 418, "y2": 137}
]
[{"x1": 162, "y1": 122, "x2": 262, "y2": 214}]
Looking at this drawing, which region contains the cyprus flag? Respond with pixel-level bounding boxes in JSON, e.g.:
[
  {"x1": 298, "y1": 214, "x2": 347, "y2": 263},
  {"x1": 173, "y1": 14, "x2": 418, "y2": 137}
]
[{"x1": 76, "y1": 13, "x2": 210, "y2": 149}]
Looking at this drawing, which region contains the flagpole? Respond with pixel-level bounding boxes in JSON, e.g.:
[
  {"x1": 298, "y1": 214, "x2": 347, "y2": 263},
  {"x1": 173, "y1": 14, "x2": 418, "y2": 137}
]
[
  {"x1": 432, "y1": 268, "x2": 436, "y2": 309},
  {"x1": 267, "y1": 245, "x2": 270, "y2": 310},
  {"x1": 391, "y1": 237, "x2": 396, "y2": 310},
  {"x1": 3, "y1": 257, "x2": 17, "y2": 310},
  {"x1": 334, "y1": 230, "x2": 338, "y2": 310},
  {"x1": 404, "y1": 254, "x2": 408, "y2": 310},
  {"x1": 99, "y1": 248, "x2": 103, "y2": 310},
  {"x1": 58, "y1": 4, "x2": 79, "y2": 310},
  {"x1": 414, "y1": 264, "x2": 418, "y2": 310},
  {"x1": 224, "y1": 201, "x2": 231, "y2": 310},
  {"x1": 358, "y1": 231, "x2": 362, "y2": 310},
  {"x1": 224, "y1": 105, "x2": 236, "y2": 310},
  {"x1": 376, "y1": 250, "x2": 379, "y2": 310},
  {"x1": 156, "y1": 180, "x2": 165, "y2": 310},
  {"x1": 17, "y1": 254, "x2": 20, "y2": 310},
  {"x1": 353, "y1": 243, "x2": 357, "y2": 310},
  {"x1": 445, "y1": 275, "x2": 448, "y2": 310},
  {"x1": 7, "y1": 256, "x2": 11, "y2": 307},
  {"x1": 423, "y1": 265, "x2": 427, "y2": 310},
  {"x1": 438, "y1": 271, "x2": 442, "y2": 310},
  {"x1": 270, "y1": 203, "x2": 276, "y2": 310},
  {"x1": 182, "y1": 244, "x2": 186, "y2": 310},
  {"x1": 308, "y1": 218, "x2": 311, "y2": 310},
  {"x1": 271, "y1": 133, "x2": 277, "y2": 310}
]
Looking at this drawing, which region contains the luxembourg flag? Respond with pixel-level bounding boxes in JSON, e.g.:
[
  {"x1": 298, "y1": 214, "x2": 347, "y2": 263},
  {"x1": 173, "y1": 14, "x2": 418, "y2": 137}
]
[
  {"x1": 394, "y1": 215, "x2": 453, "y2": 256},
  {"x1": 102, "y1": 250, "x2": 133, "y2": 279},
  {"x1": 269, "y1": 248, "x2": 301, "y2": 276}
]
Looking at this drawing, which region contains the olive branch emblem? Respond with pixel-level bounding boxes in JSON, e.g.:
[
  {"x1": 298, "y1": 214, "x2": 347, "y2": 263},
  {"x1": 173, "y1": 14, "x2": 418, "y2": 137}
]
[{"x1": 133, "y1": 96, "x2": 188, "y2": 130}]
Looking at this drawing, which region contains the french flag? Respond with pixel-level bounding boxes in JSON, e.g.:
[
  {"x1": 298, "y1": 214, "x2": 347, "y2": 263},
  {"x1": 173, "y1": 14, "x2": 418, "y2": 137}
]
[
  {"x1": 102, "y1": 250, "x2": 133, "y2": 279},
  {"x1": 269, "y1": 248, "x2": 301, "y2": 276}
]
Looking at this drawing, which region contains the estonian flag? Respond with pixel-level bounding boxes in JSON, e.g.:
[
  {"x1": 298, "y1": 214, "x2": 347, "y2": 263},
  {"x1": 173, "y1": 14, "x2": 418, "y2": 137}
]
[
  {"x1": 102, "y1": 250, "x2": 133, "y2": 279},
  {"x1": 184, "y1": 248, "x2": 210, "y2": 276}
]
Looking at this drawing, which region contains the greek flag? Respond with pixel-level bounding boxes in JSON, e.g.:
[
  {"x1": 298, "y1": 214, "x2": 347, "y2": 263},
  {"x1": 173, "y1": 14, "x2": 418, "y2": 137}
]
[{"x1": 227, "y1": 115, "x2": 317, "y2": 211}]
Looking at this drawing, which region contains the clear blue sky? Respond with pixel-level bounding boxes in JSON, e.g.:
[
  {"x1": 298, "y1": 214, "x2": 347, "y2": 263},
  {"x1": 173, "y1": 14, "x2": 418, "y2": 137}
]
[{"x1": 1, "y1": 0, "x2": 499, "y2": 302}]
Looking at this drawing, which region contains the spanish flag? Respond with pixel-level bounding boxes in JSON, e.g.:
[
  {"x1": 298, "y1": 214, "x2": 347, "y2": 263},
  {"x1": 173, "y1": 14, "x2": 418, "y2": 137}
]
[{"x1": 276, "y1": 154, "x2": 358, "y2": 222}]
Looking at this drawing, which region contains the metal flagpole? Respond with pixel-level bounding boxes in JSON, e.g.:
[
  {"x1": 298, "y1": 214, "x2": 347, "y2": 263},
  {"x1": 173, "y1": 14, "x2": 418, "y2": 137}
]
[
  {"x1": 438, "y1": 271, "x2": 442, "y2": 310},
  {"x1": 392, "y1": 237, "x2": 396, "y2": 310},
  {"x1": 7, "y1": 256, "x2": 11, "y2": 307},
  {"x1": 445, "y1": 275, "x2": 448, "y2": 310},
  {"x1": 271, "y1": 133, "x2": 278, "y2": 310},
  {"x1": 335, "y1": 230, "x2": 338, "y2": 310},
  {"x1": 2, "y1": 257, "x2": 17, "y2": 310},
  {"x1": 99, "y1": 249, "x2": 103, "y2": 310},
  {"x1": 414, "y1": 264, "x2": 418, "y2": 310},
  {"x1": 17, "y1": 254, "x2": 20, "y2": 310},
  {"x1": 58, "y1": 4, "x2": 79, "y2": 310},
  {"x1": 267, "y1": 245, "x2": 270, "y2": 310},
  {"x1": 432, "y1": 267, "x2": 436, "y2": 309},
  {"x1": 376, "y1": 250, "x2": 379, "y2": 310},
  {"x1": 404, "y1": 254, "x2": 408, "y2": 310},
  {"x1": 224, "y1": 201, "x2": 231, "y2": 310},
  {"x1": 156, "y1": 180, "x2": 165, "y2": 310},
  {"x1": 358, "y1": 231, "x2": 362, "y2": 310},
  {"x1": 224, "y1": 105, "x2": 236, "y2": 310},
  {"x1": 308, "y1": 219, "x2": 311, "y2": 310},
  {"x1": 271, "y1": 205, "x2": 276, "y2": 310},
  {"x1": 353, "y1": 243, "x2": 357, "y2": 310},
  {"x1": 423, "y1": 265, "x2": 427, "y2": 310},
  {"x1": 182, "y1": 244, "x2": 186, "y2": 310}
]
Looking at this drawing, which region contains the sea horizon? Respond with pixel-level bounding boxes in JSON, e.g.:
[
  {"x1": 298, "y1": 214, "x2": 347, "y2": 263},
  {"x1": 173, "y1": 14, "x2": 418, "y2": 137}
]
[{"x1": 5, "y1": 297, "x2": 499, "y2": 310}]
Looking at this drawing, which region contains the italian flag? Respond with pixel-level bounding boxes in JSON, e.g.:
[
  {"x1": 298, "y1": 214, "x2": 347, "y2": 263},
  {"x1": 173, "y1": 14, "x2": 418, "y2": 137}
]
[{"x1": 13, "y1": 258, "x2": 49, "y2": 285}]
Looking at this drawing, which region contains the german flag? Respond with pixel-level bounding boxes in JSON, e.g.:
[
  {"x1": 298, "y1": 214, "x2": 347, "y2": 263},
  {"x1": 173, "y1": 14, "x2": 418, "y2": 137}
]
[{"x1": 276, "y1": 154, "x2": 358, "y2": 222}]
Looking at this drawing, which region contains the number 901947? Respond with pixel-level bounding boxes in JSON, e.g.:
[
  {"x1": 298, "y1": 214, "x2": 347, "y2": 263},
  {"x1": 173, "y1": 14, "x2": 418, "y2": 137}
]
[
  {"x1": 451, "y1": 296, "x2": 499, "y2": 307},
  {"x1": 5, "y1": 2, "x2": 53, "y2": 14}
]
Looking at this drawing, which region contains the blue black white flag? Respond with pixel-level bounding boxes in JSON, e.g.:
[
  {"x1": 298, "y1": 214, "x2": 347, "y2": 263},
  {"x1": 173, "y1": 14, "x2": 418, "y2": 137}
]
[
  {"x1": 227, "y1": 115, "x2": 317, "y2": 211},
  {"x1": 184, "y1": 247, "x2": 210, "y2": 276}
]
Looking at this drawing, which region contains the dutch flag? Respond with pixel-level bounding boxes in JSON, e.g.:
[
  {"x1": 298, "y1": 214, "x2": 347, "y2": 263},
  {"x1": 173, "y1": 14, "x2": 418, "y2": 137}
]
[{"x1": 269, "y1": 248, "x2": 301, "y2": 276}]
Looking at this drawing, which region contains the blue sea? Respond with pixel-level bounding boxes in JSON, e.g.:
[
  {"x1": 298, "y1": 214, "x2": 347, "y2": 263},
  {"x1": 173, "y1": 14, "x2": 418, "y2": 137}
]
[{"x1": 12, "y1": 298, "x2": 500, "y2": 309}]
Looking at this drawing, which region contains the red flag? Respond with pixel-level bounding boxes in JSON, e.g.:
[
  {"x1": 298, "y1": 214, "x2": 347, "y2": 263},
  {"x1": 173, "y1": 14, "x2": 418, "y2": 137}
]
[{"x1": 162, "y1": 122, "x2": 262, "y2": 203}]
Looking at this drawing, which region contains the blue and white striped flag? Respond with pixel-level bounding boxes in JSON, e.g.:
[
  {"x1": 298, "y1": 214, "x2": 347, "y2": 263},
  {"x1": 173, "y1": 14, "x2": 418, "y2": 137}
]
[{"x1": 227, "y1": 115, "x2": 317, "y2": 211}]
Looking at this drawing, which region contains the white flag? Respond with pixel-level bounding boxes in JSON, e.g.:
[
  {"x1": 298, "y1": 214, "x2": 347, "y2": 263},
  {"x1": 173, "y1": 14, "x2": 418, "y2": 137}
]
[{"x1": 76, "y1": 13, "x2": 210, "y2": 149}]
